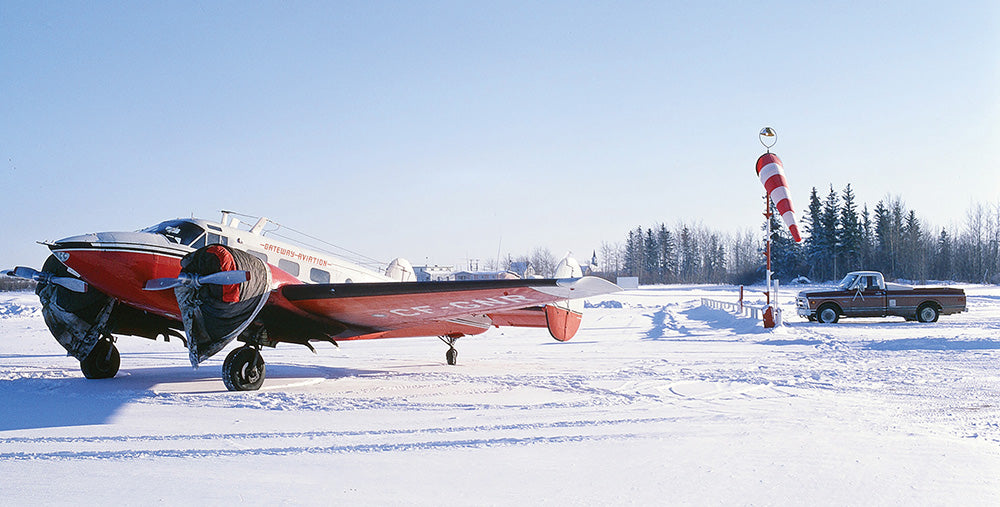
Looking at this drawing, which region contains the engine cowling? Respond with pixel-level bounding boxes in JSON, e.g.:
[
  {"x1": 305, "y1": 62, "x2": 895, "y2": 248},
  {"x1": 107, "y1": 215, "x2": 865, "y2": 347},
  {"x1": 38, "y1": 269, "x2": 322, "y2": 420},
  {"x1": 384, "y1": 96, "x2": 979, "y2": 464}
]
[
  {"x1": 35, "y1": 255, "x2": 115, "y2": 360},
  {"x1": 174, "y1": 245, "x2": 271, "y2": 366}
]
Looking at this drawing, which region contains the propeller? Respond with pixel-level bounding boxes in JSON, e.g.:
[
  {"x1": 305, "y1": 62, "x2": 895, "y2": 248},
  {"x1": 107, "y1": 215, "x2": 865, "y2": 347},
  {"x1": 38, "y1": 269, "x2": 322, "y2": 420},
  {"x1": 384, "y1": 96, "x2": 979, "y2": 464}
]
[
  {"x1": 4, "y1": 266, "x2": 89, "y2": 293},
  {"x1": 143, "y1": 270, "x2": 250, "y2": 291}
]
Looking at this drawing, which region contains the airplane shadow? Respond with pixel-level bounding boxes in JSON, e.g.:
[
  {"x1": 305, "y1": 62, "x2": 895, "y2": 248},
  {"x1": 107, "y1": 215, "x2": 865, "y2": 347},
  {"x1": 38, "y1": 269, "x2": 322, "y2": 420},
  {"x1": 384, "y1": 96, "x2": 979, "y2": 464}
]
[{"x1": 0, "y1": 362, "x2": 383, "y2": 432}]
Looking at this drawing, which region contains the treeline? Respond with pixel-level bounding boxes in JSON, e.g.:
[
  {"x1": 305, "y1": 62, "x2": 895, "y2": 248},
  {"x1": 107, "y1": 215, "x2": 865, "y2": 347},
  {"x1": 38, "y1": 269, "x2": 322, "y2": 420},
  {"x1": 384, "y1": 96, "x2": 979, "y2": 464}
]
[
  {"x1": 0, "y1": 275, "x2": 36, "y2": 292},
  {"x1": 597, "y1": 186, "x2": 1000, "y2": 285}
]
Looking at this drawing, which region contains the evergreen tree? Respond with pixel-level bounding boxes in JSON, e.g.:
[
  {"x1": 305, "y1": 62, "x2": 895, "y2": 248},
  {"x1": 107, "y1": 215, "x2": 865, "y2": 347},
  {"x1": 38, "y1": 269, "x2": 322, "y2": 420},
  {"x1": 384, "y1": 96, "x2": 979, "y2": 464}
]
[
  {"x1": 679, "y1": 225, "x2": 697, "y2": 283},
  {"x1": 839, "y1": 184, "x2": 863, "y2": 273},
  {"x1": 623, "y1": 227, "x2": 643, "y2": 278},
  {"x1": 873, "y1": 200, "x2": 892, "y2": 276},
  {"x1": 820, "y1": 185, "x2": 841, "y2": 280},
  {"x1": 656, "y1": 224, "x2": 675, "y2": 283},
  {"x1": 802, "y1": 187, "x2": 826, "y2": 280},
  {"x1": 859, "y1": 204, "x2": 874, "y2": 270},
  {"x1": 643, "y1": 228, "x2": 659, "y2": 283}
]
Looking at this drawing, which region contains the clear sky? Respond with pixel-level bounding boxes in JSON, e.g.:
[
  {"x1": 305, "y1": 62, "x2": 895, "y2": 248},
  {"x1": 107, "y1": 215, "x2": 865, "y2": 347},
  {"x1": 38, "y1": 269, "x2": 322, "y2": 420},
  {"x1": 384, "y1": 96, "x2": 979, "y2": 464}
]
[{"x1": 3, "y1": 2, "x2": 998, "y2": 271}]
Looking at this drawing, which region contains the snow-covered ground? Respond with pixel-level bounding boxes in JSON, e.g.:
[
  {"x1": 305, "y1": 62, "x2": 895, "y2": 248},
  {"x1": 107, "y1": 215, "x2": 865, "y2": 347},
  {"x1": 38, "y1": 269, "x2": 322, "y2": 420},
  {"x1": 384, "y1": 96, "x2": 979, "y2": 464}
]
[{"x1": 2, "y1": 284, "x2": 1000, "y2": 505}]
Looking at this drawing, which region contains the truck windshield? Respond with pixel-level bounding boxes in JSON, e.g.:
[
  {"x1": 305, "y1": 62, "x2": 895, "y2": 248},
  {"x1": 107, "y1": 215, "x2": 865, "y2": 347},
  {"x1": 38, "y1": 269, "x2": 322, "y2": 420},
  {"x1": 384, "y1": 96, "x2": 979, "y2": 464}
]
[
  {"x1": 141, "y1": 220, "x2": 207, "y2": 247},
  {"x1": 838, "y1": 273, "x2": 860, "y2": 289}
]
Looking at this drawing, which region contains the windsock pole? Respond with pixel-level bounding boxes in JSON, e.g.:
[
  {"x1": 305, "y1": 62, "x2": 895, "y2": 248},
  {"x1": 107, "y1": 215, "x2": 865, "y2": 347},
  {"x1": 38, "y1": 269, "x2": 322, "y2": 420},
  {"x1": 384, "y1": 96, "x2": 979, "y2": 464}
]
[{"x1": 764, "y1": 193, "x2": 772, "y2": 306}]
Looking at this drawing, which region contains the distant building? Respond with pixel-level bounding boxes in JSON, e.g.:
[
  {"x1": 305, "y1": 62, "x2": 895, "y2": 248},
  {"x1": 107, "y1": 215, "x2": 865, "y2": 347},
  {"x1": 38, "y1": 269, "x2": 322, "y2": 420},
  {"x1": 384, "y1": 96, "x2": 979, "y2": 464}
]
[
  {"x1": 506, "y1": 261, "x2": 535, "y2": 279},
  {"x1": 413, "y1": 265, "x2": 455, "y2": 282},
  {"x1": 453, "y1": 270, "x2": 520, "y2": 281}
]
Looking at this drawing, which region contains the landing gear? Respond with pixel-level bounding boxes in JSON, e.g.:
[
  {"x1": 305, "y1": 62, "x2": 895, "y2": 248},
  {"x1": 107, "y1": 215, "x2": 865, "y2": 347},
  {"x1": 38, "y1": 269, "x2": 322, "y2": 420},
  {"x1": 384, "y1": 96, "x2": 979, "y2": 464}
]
[
  {"x1": 439, "y1": 335, "x2": 461, "y2": 365},
  {"x1": 80, "y1": 338, "x2": 120, "y2": 379},
  {"x1": 222, "y1": 346, "x2": 266, "y2": 391}
]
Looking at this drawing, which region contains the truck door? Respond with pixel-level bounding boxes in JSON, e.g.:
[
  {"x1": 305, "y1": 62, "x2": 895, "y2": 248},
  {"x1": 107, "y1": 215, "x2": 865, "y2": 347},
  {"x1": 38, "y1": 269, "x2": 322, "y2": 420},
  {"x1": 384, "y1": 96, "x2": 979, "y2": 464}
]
[{"x1": 850, "y1": 275, "x2": 887, "y2": 317}]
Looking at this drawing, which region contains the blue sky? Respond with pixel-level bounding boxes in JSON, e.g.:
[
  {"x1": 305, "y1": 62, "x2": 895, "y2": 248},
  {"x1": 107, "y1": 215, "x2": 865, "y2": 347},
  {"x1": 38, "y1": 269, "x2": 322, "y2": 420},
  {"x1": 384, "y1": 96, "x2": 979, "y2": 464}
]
[{"x1": 3, "y1": 2, "x2": 998, "y2": 270}]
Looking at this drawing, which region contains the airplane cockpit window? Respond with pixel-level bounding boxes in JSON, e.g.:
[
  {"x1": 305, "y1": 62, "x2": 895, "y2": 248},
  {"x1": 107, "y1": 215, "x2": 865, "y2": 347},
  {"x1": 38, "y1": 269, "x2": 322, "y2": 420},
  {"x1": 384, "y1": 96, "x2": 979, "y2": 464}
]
[
  {"x1": 206, "y1": 233, "x2": 228, "y2": 246},
  {"x1": 142, "y1": 220, "x2": 207, "y2": 247}
]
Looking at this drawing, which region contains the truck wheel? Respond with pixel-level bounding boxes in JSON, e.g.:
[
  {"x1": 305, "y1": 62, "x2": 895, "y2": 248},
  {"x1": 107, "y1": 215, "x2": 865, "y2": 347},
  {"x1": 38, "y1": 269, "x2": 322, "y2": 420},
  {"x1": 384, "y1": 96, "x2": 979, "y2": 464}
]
[
  {"x1": 817, "y1": 304, "x2": 839, "y2": 324},
  {"x1": 916, "y1": 303, "x2": 939, "y2": 323}
]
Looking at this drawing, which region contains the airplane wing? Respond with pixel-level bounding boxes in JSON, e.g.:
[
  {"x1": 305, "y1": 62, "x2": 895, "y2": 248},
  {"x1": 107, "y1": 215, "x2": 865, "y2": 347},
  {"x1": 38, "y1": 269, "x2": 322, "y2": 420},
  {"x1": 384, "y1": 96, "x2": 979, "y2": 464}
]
[
  {"x1": 278, "y1": 277, "x2": 618, "y2": 332},
  {"x1": 159, "y1": 245, "x2": 620, "y2": 365}
]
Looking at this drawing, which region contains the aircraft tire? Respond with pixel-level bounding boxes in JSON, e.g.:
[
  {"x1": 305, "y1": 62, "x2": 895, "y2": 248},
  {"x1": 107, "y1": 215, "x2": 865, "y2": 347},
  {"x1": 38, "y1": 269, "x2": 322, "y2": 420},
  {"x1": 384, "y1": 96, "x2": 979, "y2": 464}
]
[
  {"x1": 446, "y1": 347, "x2": 458, "y2": 366},
  {"x1": 80, "y1": 339, "x2": 120, "y2": 379},
  {"x1": 223, "y1": 346, "x2": 266, "y2": 391}
]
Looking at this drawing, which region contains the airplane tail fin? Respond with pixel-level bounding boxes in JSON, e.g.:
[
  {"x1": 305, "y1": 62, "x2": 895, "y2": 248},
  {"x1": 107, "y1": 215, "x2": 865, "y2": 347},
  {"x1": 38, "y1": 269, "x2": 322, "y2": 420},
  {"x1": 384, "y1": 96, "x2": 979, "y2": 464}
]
[
  {"x1": 544, "y1": 302, "x2": 582, "y2": 341},
  {"x1": 546, "y1": 253, "x2": 584, "y2": 341}
]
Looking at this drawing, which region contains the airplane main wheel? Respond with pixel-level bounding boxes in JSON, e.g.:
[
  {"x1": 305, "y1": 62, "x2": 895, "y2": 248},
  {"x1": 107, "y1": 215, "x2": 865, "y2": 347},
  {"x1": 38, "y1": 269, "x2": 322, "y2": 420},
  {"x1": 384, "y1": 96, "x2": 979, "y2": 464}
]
[
  {"x1": 223, "y1": 346, "x2": 266, "y2": 391},
  {"x1": 446, "y1": 347, "x2": 458, "y2": 366},
  {"x1": 80, "y1": 339, "x2": 120, "y2": 379}
]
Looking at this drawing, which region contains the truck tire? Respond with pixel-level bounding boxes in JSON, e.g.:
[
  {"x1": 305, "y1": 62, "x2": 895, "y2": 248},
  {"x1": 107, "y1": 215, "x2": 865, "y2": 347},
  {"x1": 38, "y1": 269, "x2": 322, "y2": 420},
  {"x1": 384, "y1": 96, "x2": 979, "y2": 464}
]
[
  {"x1": 916, "y1": 303, "x2": 939, "y2": 323},
  {"x1": 817, "y1": 304, "x2": 840, "y2": 324}
]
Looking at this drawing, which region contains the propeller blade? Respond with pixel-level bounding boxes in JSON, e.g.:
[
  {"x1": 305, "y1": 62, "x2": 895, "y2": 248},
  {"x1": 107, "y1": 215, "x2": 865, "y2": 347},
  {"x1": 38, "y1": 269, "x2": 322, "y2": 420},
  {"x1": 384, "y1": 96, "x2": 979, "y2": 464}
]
[
  {"x1": 5, "y1": 266, "x2": 88, "y2": 292},
  {"x1": 11, "y1": 266, "x2": 40, "y2": 280},
  {"x1": 143, "y1": 277, "x2": 185, "y2": 291},
  {"x1": 199, "y1": 270, "x2": 250, "y2": 286},
  {"x1": 50, "y1": 277, "x2": 88, "y2": 293},
  {"x1": 143, "y1": 270, "x2": 249, "y2": 291}
]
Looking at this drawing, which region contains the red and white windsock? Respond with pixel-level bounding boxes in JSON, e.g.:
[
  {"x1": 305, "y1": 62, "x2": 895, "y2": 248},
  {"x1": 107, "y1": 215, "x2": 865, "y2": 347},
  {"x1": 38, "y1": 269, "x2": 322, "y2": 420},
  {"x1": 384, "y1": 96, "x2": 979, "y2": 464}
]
[{"x1": 755, "y1": 152, "x2": 802, "y2": 242}]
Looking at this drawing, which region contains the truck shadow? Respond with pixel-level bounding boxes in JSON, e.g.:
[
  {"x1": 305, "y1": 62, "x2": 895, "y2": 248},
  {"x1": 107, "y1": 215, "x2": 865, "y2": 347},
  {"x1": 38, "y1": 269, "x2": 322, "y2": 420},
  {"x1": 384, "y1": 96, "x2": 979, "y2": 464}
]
[{"x1": 864, "y1": 338, "x2": 1000, "y2": 351}]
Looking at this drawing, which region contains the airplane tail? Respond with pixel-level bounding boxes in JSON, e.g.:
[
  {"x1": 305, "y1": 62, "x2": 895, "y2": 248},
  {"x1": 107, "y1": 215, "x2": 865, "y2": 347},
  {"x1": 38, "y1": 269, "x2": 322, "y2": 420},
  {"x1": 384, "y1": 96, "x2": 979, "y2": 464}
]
[
  {"x1": 480, "y1": 253, "x2": 593, "y2": 341},
  {"x1": 544, "y1": 254, "x2": 584, "y2": 341}
]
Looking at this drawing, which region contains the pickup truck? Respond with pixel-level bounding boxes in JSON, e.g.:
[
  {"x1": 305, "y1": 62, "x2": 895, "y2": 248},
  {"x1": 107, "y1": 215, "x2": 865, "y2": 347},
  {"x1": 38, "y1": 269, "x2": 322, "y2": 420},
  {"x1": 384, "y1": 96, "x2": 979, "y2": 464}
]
[{"x1": 796, "y1": 271, "x2": 966, "y2": 323}]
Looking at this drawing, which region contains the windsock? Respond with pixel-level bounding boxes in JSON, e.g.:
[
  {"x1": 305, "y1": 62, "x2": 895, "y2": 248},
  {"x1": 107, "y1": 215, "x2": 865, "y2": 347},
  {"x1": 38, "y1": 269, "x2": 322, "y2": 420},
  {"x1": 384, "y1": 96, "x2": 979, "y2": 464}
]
[{"x1": 755, "y1": 152, "x2": 802, "y2": 242}]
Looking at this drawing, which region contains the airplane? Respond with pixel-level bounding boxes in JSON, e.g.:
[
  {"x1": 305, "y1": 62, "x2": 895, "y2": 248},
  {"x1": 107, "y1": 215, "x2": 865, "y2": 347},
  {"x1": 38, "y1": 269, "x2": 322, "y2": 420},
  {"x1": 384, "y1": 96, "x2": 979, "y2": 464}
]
[{"x1": 5, "y1": 212, "x2": 620, "y2": 391}]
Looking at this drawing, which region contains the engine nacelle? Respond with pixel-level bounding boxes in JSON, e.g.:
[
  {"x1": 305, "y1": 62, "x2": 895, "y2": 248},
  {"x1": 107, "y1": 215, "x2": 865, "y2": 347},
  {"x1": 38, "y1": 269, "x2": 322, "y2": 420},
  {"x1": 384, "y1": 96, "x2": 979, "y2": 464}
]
[
  {"x1": 385, "y1": 257, "x2": 415, "y2": 282},
  {"x1": 174, "y1": 245, "x2": 272, "y2": 366}
]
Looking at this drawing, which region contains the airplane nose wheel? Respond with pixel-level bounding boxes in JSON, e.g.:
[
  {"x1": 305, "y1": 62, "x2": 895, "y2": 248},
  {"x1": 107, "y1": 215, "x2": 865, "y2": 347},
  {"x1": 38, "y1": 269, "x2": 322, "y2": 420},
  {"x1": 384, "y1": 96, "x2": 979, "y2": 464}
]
[
  {"x1": 222, "y1": 346, "x2": 266, "y2": 391},
  {"x1": 439, "y1": 335, "x2": 462, "y2": 366},
  {"x1": 80, "y1": 338, "x2": 120, "y2": 379}
]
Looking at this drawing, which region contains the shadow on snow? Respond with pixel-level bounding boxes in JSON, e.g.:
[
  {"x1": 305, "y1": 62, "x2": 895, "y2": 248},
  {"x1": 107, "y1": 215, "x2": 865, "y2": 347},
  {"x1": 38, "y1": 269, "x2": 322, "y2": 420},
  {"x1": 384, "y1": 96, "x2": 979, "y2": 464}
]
[{"x1": 0, "y1": 361, "x2": 382, "y2": 431}]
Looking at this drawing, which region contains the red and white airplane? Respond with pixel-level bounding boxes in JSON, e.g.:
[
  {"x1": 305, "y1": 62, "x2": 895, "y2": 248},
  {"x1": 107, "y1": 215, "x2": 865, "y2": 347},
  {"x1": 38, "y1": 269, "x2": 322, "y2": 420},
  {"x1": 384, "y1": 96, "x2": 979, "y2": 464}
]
[{"x1": 6, "y1": 212, "x2": 620, "y2": 390}]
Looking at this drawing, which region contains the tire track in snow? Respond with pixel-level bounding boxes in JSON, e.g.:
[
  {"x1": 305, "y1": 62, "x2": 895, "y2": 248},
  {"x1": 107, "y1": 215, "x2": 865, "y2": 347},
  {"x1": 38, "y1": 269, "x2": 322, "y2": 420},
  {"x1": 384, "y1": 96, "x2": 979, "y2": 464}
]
[
  {"x1": 0, "y1": 416, "x2": 686, "y2": 461},
  {"x1": 0, "y1": 432, "x2": 668, "y2": 461}
]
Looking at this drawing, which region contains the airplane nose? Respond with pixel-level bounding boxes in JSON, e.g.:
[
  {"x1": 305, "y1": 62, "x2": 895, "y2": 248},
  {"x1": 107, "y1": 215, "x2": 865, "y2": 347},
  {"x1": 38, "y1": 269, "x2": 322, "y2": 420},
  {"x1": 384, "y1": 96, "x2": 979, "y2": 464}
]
[{"x1": 49, "y1": 233, "x2": 100, "y2": 251}]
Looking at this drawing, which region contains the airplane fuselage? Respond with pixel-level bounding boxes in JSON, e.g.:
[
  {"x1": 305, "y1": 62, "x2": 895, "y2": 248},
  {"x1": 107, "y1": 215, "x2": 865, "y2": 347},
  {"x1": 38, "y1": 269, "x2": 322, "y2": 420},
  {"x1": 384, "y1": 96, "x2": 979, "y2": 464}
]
[{"x1": 48, "y1": 214, "x2": 399, "y2": 320}]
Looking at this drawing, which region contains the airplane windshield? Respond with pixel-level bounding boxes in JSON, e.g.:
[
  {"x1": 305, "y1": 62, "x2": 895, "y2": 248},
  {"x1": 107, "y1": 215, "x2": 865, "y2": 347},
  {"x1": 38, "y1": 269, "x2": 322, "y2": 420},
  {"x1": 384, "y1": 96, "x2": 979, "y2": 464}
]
[
  {"x1": 142, "y1": 220, "x2": 206, "y2": 246},
  {"x1": 838, "y1": 273, "x2": 860, "y2": 290}
]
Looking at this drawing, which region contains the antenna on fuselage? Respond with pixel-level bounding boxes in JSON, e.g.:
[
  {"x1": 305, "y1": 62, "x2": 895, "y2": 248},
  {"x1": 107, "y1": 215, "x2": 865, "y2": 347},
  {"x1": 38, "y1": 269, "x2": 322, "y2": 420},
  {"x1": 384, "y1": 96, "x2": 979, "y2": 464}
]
[{"x1": 249, "y1": 217, "x2": 269, "y2": 234}]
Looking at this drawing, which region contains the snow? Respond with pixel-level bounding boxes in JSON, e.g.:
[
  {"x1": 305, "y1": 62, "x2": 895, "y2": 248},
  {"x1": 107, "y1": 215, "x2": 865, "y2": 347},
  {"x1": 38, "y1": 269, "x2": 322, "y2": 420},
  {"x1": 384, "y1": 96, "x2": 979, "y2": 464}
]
[{"x1": 2, "y1": 284, "x2": 1000, "y2": 505}]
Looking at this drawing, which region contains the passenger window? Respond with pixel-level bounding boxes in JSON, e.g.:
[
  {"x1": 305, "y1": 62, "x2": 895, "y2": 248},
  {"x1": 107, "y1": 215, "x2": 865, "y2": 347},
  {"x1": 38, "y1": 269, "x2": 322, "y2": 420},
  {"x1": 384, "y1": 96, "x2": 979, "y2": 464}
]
[
  {"x1": 310, "y1": 268, "x2": 331, "y2": 284},
  {"x1": 278, "y1": 259, "x2": 300, "y2": 277},
  {"x1": 247, "y1": 251, "x2": 268, "y2": 263}
]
